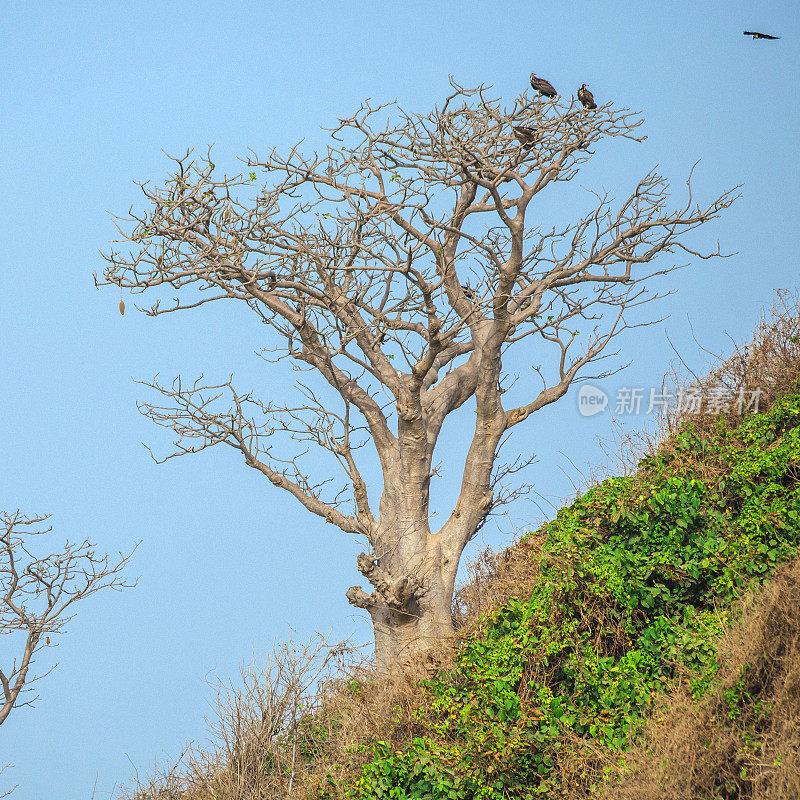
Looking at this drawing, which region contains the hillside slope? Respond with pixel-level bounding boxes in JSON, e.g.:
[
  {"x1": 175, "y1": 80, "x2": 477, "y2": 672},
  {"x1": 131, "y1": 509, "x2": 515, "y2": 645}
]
[
  {"x1": 333, "y1": 392, "x2": 800, "y2": 800},
  {"x1": 122, "y1": 294, "x2": 800, "y2": 800}
]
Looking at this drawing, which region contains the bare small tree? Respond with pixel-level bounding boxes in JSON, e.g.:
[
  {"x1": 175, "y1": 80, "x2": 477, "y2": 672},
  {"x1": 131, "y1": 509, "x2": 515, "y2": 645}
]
[
  {"x1": 98, "y1": 79, "x2": 736, "y2": 671},
  {"x1": 0, "y1": 510, "x2": 135, "y2": 725}
]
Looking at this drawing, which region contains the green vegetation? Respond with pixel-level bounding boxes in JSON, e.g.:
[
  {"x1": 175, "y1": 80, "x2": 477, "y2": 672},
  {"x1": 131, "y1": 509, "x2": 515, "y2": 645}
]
[{"x1": 328, "y1": 393, "x2": 800, "y2": 800}]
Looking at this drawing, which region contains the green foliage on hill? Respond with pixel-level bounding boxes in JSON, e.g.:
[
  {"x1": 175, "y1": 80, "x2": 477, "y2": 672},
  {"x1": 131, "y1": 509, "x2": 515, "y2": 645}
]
[{"x1": 334, "y1": 393, "x2": 800, "y2": 800}]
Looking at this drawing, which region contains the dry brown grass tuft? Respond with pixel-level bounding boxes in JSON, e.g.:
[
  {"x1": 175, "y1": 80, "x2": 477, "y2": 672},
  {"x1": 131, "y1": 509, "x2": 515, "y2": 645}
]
[
  {"x1": 117, "y1": 635, "x2": 363, "y2": 800},
  {"x1": 299, "y1": 646, "x2": 458, "y2": 797},
  {"x1": 604, "y1": 557, "x2": 800, "y2": 800},
  {"x1": 661, "y1": 289, "x2": 800, "y2": 438},
  {"x1": 594, "y1": 290, "x2": 800, "y2": 488},
  {"x1": 115, "y1": 635, "x2": 459, "y2": 800},
  {"x1": 594, "y1": 290, "x2": 800, "y2": 494},
  {"x1": 452, "y1": 531, "x2": 547, "y2": 630}
]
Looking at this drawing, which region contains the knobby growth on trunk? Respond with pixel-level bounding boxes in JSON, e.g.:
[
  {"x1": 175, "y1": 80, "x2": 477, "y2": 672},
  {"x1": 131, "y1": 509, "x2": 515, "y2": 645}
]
[
  {"x1": 98, "y1": 79, "x2": 736, "y2": 671},
  {"x1": 0, "y1": 510, "x2": 134, "y2": 725}
]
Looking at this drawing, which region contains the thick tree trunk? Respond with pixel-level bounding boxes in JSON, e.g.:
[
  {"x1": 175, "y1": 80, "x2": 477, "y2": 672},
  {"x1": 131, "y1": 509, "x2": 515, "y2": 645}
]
[
  {"x1": 367, "y1": 566, "x2": 456, "y2": 673},
  {"x1": 346, "y1": 509, "x2": 463, "y2": 672}
]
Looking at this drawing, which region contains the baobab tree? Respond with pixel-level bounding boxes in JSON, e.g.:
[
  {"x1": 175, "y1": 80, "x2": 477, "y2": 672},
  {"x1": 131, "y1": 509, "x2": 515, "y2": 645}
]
[
  {"x1": 0, "y1": 511, "x2": 134, "y2": 724},
  {"x1": 98, "y1": 80, "x2": 735, "y2": 671}
]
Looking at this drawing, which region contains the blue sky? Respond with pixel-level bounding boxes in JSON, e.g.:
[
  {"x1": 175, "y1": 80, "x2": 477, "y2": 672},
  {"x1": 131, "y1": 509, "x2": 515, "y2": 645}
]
[{"x1": 1, "y1": 1, "x2": 797, "y2": 796}]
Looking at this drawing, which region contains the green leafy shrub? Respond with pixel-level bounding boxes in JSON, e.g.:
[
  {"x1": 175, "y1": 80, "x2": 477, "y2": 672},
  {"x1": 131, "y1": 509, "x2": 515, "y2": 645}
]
[
  {"x1": 337, "y1": 394, "x2": 800, "y2": 799},
  {"x1": 604, "y1": 557, "x2": 800, "y2": 800}
]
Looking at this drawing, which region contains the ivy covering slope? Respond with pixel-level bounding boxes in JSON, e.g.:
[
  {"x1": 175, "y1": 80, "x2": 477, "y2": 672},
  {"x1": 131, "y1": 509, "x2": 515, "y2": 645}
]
[{"x1": 331, "y1": 392, "x2": 800, "y2": 800}]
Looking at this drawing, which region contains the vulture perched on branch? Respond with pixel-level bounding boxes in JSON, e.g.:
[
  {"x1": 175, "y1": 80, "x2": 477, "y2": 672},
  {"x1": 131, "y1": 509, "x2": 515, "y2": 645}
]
[
  {"x1": 743, "y1": 30, "x2": 780, "y2": 39},
  {"x1": 512, "y1": 125, "x2": 539, "y2": 149},
  {"x1": 530, "y1": 73, "x2": 557, "y2": 98},
  {"x1": 578, "y1": 84, "x2": 597, "y2": 110}
]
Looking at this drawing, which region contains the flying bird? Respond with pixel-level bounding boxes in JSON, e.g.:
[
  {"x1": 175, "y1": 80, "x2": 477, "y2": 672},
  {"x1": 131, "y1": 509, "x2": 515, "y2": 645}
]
[
  {"x1": 513, "y1": 125, "x2": 539, "y2": 149},
  {"x1": 743, "y1": 30, "x2": 780, "y2": 39},
  {"x1": 578, "y1": 84, "x2": 597, "y2": 110},
  {"x1": 530, "y1": 73, "x2": 557, "y2": 98}
]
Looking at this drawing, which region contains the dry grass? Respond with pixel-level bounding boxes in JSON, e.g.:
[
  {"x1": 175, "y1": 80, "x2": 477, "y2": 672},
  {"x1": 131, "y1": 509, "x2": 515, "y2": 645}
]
[
  {"x1": 118, "y1": 635, "x2": 363, "y2": 800},
  {"x1": 452, "y1": 531, "x2": 547, "y2": 630},
  {"x1": 116, "y1": 634, "x2": 461, "y2": 800},
  {"x1": 659, "y1": 289, "x2": 800, "y2": 445},
  {"x1": 604, "y1": 557, "x2": 800, "y2": 800},
  {"x1": 301, "y1": 649, "x2": 454, "y2": 796},
  {"x1": 596, "y1": 290, "x2": 800, "y2": 487}
]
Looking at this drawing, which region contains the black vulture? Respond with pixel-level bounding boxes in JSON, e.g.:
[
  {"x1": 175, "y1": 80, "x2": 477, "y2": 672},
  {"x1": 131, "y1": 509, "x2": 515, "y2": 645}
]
[
  {"x1": 530, "y1": 73, "x2": 557, "y2": 98},
  {"x1": 743, "y1": 30, "x2": 780, "y2": 39},
  {"x1": 512, "y1": 125, "x2": 539, "y2": 149}
]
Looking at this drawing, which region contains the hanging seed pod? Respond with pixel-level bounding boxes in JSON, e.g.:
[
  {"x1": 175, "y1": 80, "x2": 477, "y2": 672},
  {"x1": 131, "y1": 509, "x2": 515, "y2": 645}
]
[
  {"x1": 46, "y1": 636, "x2": 50, "y2": 645},
  {"x1": 119, "y1": 300, "x2": 125, "y2": 315},
  {"x1": 224, "y1": 207, "x2": 231, "y2": 221}
]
